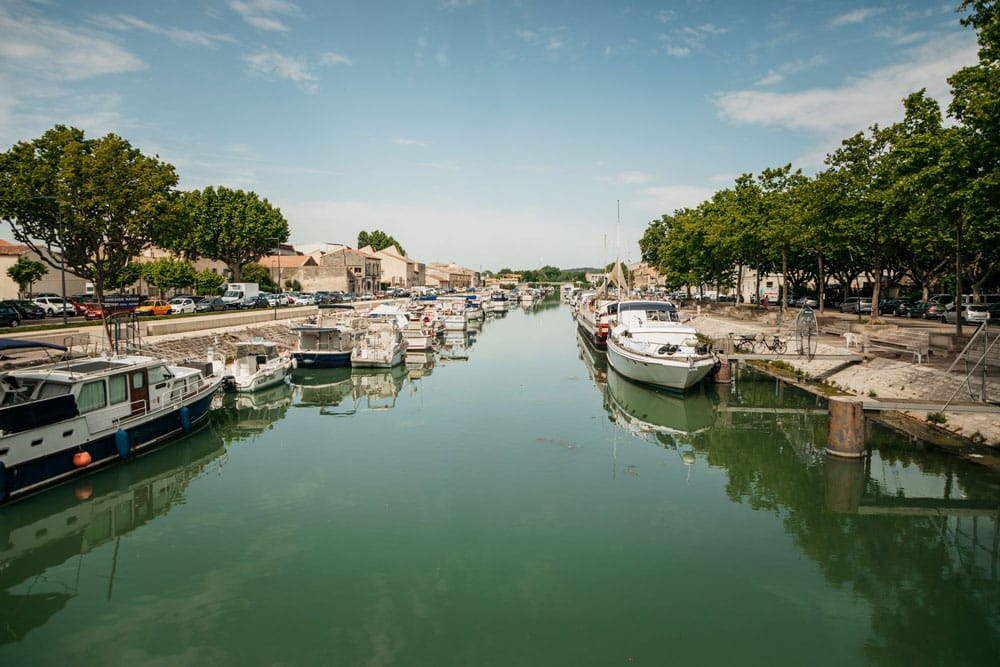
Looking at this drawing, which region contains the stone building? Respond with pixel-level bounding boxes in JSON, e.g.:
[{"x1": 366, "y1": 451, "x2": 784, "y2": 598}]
[{"x1": 361, "y1": 245, "x2": 426, "y2": 289}]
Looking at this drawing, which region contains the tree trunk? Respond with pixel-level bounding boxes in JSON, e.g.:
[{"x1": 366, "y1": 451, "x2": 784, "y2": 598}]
[
  {"x1": 955, "y1": 221, "x2": 963, "y2": 336},
  {"x1": 817, "y1": 253, "x2": 825, "y2": 314}
]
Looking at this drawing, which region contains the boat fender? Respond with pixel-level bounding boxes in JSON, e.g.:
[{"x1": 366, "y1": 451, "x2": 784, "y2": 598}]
[
  {"x1": 180, "y1": 406, "x2": 192, "y2": 433},
  {"x1": 115, "y1": 429, "x2": 131, "y2": 459}
]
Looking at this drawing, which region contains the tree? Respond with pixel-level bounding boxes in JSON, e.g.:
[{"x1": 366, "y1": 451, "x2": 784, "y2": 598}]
[
  {"x1": 0, "y1": 125, "x2": 178, "y2": 344},
  {"x1": 6, "y1": 256, "x2": 47, "y2": 297},
  {"x1": 241, "y1": 262, "x2": 276, "y2": 291},
  {"x1": 357, "y1": 230, "x2": 406, "y2": 256},
  {"x1": 194, "y1": 269, "x2": 225, "y2": 295},
  {"x1": 175, "y1": 186, "x2": 288, "y2": 281},
  {"x1": 140, "y1": 257, "x2": 196, "y2": 297}
]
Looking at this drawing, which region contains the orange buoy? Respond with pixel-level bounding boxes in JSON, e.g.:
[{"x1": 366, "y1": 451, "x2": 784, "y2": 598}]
[
  {"x1": 73, "y1": 451, "x2": 92, "y2": 467},
  {"x1": 75, "y1": 485, "x2": 93, "y2": 500}
]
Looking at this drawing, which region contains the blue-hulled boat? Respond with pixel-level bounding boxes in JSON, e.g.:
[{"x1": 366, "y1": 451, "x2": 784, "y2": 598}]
[
  {"x1": 289, "y1": 305, "x2": 360, "y2": 369},
  {"x1": 0, "y1": 339, "x2": 222, "y2": 503}
]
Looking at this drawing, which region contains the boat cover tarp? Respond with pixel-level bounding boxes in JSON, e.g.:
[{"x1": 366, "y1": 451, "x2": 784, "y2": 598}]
[
  {"x1": 0, "y1": 394, "x2": 80, "y2": 434},
  {"x1": 0, "y1": 338, "x2": 67, "y2": 352}
]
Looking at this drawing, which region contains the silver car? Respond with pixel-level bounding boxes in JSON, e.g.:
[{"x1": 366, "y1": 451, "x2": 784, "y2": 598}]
[{"x1": 943, "y1": 303, "x2": 989, "y2": 325}]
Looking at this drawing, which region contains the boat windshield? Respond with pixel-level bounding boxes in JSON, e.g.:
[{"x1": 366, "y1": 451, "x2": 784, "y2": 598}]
[{"x1": 619, "y1": 301, "x2": 679, "y2": 323}]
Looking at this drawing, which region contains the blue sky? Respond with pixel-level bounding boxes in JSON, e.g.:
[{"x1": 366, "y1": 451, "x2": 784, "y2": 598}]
[{"x1": 0, "y1": 0, "x2": 979, "y2": 270}]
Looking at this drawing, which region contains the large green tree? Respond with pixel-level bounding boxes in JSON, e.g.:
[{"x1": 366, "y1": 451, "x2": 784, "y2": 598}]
[
  {"x1": 0, "y1": 125, "x2": 178, "y2": 343},
  {"x1": 6, "y1": 256, "x2": 47, "y2": 297},
  {"x1": 357, "y1": 229, "x2": 406, "y2": 256},
  {"x1": 174, "y1": 186, "x2": 288, "y2": 281}
]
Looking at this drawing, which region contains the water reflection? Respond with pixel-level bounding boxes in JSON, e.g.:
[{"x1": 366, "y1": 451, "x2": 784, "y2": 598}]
[
  {"x1": 604, "y1": 366, "x2": 717, "y2": 442},
  {"x1": 210, "y1": 382, "x2": 293, "y2": 443},
  {"x1": 0, "y1": 428, "x2": 225, "y2": 644},
  {"x1": 290, "y1": 366, "x2": 408, "y2": 415}
]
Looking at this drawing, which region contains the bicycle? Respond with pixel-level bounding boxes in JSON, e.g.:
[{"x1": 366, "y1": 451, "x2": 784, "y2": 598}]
[
  {"x1": 732, "y1": 333, "x2": 756, "y2": 354},
  {"x1": 755, "y1": 334, "x2": 787, "y2": 354}
]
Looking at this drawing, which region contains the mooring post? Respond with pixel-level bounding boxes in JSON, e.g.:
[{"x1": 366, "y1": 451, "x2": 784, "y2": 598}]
[
  {"x1": 714, "y1": 355, "x2": 732, "y2": 383},
  {"x1": 826, "y1": 396, "x2": 866, "y2": 458}
]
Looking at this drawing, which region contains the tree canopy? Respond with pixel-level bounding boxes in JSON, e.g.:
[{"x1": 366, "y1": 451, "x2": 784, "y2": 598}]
[
  {"x1": 0, "y1": 124, "x2": 179, "y2": 340},
  {"x1": 358, "y1": 230, "x2": 406, "y2": 256},
  {"x1": 173, "y1": 186, "x2": 289, "y2": 281},
  {"x1": 6, "y1": 256, "x2": 47, "y2": 297}
]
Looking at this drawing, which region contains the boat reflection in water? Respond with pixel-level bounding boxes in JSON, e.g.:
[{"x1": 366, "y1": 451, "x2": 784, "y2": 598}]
[
  {"x1": 405, "y1": 350, "x2": 436, "y2": 379},
  {"x1": 290, "y1": 366, "x2": 407, "y2": 415},
  {"x1": 0, "y1": 428, "x2": 225, "y2": 644},
  {"x1": 576, "y1": 330, "x2": 607, "y2": 392},
  {"x1": 211, "y1": 382, "x2": 293, "y2": 443},
  {"x1": 438, "y1": 331, "x2": 470, "y2": 361},
  {"x1": 604, "y1": 366, "x2": 718, "y2": 446}
]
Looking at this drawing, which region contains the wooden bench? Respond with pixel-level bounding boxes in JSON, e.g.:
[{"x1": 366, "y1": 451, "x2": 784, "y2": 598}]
[
  {"x1": 819, "y1": 320, "x2": 850, "y2": 336},
  {"x1": 863, "y1": 331, "x2": 931, "y2": 364}
]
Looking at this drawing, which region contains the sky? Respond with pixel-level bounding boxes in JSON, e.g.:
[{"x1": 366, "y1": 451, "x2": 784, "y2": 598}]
[{"x1": 0, "y1": 0, "x2": 981, "y2": 271}]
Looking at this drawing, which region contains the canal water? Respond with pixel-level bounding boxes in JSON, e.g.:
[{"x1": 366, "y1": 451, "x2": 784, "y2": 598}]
[{"x1": 2, "y1": 298, "x2": 999, "y2": 665}]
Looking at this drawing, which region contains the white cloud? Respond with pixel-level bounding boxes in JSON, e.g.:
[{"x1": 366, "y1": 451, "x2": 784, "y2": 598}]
[
  {"x1": 395, "y1": 138, "x2": 429, "y2": 146},
  {"x1": 655, "y1": 10, "x2": 675, "y2": 24},
  {"x1": 91, "y1": 15, "x2": 236, "y2": 48},
  {"x1": 514, "y1": 26, "x2": 571, "y2": 57},
  {"x1": 754, "y1": 55, "x2": 826, "y2": 86},
  {"x1": 658, "y1": 22, "x2": 728, "y2": 57},
  {"x1": 229, "y1": 0, "x2": 301, "y2": 32},
  {"x1": 320, "y1": 51, "x2": 353, "y2": 66},
  {"x1": 831, "y1": 8, "x2": 882, "y2": 27},
  {"x1": 441, "y1": 0, "x2": 479, "y2": 9},
  {"x1": 715, "y1": 31, "x2": 977, "y2": 136},
  {"x1": 634, "y1": 185, "x2": 717, "y2": 217},
  {"x1": 243, "y1": 50, "x2": 318, "y2": 93},
  {"x1": 0, "y1": 8, "x2": 144, "y2": 81}
]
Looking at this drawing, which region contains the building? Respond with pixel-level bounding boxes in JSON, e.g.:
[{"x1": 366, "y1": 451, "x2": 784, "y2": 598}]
[
  {"x1": 361, "y1": 245, "x2": 426, "y2": 289},
  {"x1": 0, "y1": 240, "x2": 88, "y2": 299},
  {"x1": 427, "y1": 263, "x2": 479, "y2": 290},
  {"x1": 258, "y1": 254, "x2": 319, "y2": 290}
]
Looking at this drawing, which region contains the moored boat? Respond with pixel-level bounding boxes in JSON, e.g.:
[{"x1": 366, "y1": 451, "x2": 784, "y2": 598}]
[
  {"x1": 0, "y1": 338, "x2": 222, "y2": 503},
  {"x1": 221, "y1": 340, "x2": 293, "y2": 393},
  {"x1": 576, "y1": 293, "x2": 617, "y2": 351},
  {"x1": 289, "y1": 305, "x2": 360, "y2": 368},
  {"x1": 352, "y1": 306, "x2": 407, "y2": 368},
  {"x1": 605, "y1": 300, "x2": 717, "y2": 391}
]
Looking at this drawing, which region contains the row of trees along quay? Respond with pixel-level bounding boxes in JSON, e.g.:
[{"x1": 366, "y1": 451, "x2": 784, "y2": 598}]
[
  {"x1": 639, "y1": 0, "x2": 998, "y2": 335},
  {"x1": 0, "y1": 126, "x2": 290, "y2": 346}
]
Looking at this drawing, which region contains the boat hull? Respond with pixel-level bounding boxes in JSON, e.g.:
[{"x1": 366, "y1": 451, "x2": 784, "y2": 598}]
[
  {"x1": 0, "y1": 383, "x2": 219, "y2": 503},
  {"x1": 606, "y1": 336, "x2": 716, "y2": 391},
  {"x1": 291, "y1": 351, "x2": 352, "y2": 368}
]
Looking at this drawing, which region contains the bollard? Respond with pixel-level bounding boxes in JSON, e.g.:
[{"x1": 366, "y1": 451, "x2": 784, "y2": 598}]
[
  {"x1": 714, "y1": 357, "x2": 732, "y2": 383},
  {"x1": 826, "y1": 396, "x2": 865, "y2": 458},
  {"x1": 823, "y1": 454, "x2": 864, "y2": 513}
]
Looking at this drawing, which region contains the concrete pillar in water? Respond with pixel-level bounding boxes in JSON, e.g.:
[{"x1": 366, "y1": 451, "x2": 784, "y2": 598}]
[
  {"x1": 824, "y1": 454, "x2": 865, "y2": 513},
  {"x1": 714, "y1": 356, "x2": 732, "y2": 383},
  {"x1": 826, "y1": 396, "x2": 865, "y2": 458}
]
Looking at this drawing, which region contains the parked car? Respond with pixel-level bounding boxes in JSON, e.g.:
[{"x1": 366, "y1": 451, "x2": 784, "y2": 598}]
[
  {"x1": 793, "y1": 296, "x2": 818, "y2": 308},
  {"x1": 943, "y1": 303, "x2": 989, "y2": 325},
  {"x1": 291, "y1": 293, "x2": 316, "y2": 305},
  {"x1": 879, "y1": 298, "x2": 913, "y2": 316},
  {"x1": 169, "y1": 297, "x2": 197, "y2": 314},
  {"x1": 240, "y1": 295, "x2": 270, "y2": 309},
  {"x1": 988, "y1": 302, "x2": 1000, "y2": 320},
  {"x1": 0, "y1": 304, "x2": 21, "y2": 327},
  {"x1": 1, "y1": 300, "x2": 46, "y2": 320},
  {"x1": 342, "y1": 292, "x2": 356, "y2": 302},
  {"x1": 195, "y1": 297, "x2": 226, "y2": 312},
  {"x1": 839, "y1": 297, "x2": 872, "y2": 314},
  {"x1": 134, "y1": 299, "x2": 172, "y2": 316},
  {"x1": 924, "y1": 302, "x2": 948, "y2": 320},
  {"x1": 84, "y1": 302, "x2": 135, "y2": 320},
  {"x1": 32, "y1": 296, "x2": 75, "y2": 317}
]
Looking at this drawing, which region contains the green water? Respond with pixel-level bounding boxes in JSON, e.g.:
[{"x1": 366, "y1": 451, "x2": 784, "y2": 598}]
[{"x1": 2, "y1": 300, "x2": 999, "y2": 665}]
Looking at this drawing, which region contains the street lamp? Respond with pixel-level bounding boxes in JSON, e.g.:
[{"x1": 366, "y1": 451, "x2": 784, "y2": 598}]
[{"x1": 268, "y1": 238, "x2": 280, "y2": 320}]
